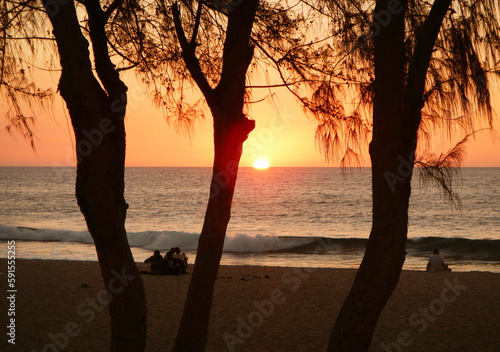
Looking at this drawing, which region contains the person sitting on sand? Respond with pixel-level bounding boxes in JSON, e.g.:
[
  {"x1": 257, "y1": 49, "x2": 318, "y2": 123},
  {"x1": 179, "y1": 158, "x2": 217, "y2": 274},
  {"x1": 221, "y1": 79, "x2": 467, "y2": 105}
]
[
  {"x1": 164, "y1": 247, "x2": 187, "y2": 274},
  {"x1": 426, "y1": 248, "x2": 451, "y2": 272},
  {"x1": 159, "y1": 248, "x2": 181, "y2": 275},
  {"x1": 144, "y1": 250, "x2": 164, "y2": 274},
  {"x1": 164, "y1": 248, "x2": 175, "y2": 261},
  {"x1": 173, "y1": 247, "x2": 188, "y2": 269}
]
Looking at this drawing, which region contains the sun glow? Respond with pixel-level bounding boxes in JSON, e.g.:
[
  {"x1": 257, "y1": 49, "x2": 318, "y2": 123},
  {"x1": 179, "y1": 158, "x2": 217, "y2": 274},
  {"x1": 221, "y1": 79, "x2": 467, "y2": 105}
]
[{"x1": 253, "y1": 159, "x2": 270, "y2": 169}]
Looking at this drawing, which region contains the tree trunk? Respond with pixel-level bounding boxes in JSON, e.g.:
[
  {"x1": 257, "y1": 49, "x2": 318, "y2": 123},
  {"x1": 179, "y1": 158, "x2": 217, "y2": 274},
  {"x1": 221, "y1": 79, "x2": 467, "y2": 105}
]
[
  {"x1": 42, "y1": 1, "x2": 147, "y2": 350},
  {"x1": 328, "y1": 0, "x2": 409, "y2": 350},
  {"x1": 172, "y1": 1, "x2": 258, "y2": 350},
  {"x1": 329, "y1": 0, "x2": 452, "y2": 350},
  {"x1": 173, "y1": 111, "x2": 254, "y2": 351},
  {"x1": 328, "y1": 141, "x2": 414, "y2": 351}
]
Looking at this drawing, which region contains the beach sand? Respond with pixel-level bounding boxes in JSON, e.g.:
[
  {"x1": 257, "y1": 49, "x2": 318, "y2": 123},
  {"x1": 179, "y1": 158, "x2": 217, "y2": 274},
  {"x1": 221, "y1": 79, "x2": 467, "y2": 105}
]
[{"x1": 1, "y1": 258, "x2": 499, "y2": 351}]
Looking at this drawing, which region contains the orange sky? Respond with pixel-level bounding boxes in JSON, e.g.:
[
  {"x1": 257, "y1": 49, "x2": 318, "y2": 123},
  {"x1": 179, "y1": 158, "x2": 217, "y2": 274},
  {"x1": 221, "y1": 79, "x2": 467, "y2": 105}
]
[{"x1": 1, "y1": 74, "x2": 499, "y2": 168}]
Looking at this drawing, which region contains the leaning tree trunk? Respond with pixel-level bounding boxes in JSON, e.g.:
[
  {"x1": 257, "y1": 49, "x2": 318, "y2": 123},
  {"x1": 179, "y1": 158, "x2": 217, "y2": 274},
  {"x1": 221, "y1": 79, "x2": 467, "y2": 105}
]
[
  {"x1": 328, "y1": 2, "x2": 409, "y2": 349},
  {"x1": 42, "y1": 1, "x2": 147, "y2": 350},
  {"x1": 328, "y1": 0, "x2": 451, "y2": 350},
  {"x1": 328, "y1": 134, "x2": 414, "y2": 352},
  {"x1": 172, "y1": 1, "x2": 259, "y2": 350},
  {"x1": 173, "y1": 111, "x2": 254, "y2": 351}
]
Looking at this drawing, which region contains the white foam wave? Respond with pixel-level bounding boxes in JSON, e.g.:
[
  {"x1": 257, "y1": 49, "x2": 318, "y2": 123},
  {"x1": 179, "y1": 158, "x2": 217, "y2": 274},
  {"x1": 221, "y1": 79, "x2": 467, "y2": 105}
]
[
  {"x1": 223, "y1": 233, "x2": 311, "y2": 252},
  {"x1": 128, "y1": 231, "x2": 200, "y2": 251},
  {"x1": 0, "y1": 224, "x2": 311, "y2": 253},
  {"x1": 0, "y1": 224, "x2": 92, "y2": 244}
]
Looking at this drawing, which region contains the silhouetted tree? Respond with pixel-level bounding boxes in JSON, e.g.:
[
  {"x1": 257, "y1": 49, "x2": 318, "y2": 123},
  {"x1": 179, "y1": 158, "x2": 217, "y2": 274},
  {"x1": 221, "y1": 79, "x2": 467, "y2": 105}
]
[
  {"x1": 45, "y1": 0, "x2": 272, "y2": 349},
  {"x1": 122, "y1": 1, "x2": 340, "y2": 349},
  {"x1": 2, "y1": 1, "x2": 147, "y2": 350},
  {"x1": 169, "y1": 1, "x2": 259, "y2": 350},
  {"x1": 303, "y1": 0, "x2": 500, "y2": 350}
]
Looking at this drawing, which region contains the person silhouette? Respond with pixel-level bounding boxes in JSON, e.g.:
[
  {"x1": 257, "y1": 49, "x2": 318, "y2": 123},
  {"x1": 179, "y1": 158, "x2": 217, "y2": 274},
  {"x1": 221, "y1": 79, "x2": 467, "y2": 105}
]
[
  {"x1": 162, "y1": 248, "x2": 183, "y2": 275},
  {"x1": 144, "y1": 250, "x2": 164, "y2": 274},
  {"x1": 172, "y1": 247, "x2": 188, "y2": 269},
  {"x1": 426, "y1": 248, "x2": 451, "y2": 272}
]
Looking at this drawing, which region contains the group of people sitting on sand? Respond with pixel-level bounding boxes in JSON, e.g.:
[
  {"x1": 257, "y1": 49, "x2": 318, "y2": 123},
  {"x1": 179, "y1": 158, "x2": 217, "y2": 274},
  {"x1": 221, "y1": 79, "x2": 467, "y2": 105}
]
[{"x1": 144, "y1": 247, "x2": 188, "y2": 275}]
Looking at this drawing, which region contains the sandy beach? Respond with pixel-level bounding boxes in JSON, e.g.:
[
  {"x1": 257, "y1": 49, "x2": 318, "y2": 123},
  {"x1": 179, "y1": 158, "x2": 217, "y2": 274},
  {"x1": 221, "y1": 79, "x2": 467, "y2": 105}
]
[{"x1": 1, "y1": 258, "x2": 499, "y2": 352}]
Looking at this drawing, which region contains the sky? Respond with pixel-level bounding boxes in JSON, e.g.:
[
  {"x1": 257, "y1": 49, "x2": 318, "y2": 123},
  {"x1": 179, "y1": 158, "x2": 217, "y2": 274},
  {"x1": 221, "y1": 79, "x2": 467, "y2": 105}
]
[{"x1": 1, "y1": 74, "x2": 499, "y2": 168}]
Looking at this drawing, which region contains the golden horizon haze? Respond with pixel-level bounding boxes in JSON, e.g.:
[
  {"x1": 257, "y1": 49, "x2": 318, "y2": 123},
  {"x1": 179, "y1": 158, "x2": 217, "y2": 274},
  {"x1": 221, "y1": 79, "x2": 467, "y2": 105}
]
[{"x1": 1, "y1": 77, "x2": 499, "y2": 168}]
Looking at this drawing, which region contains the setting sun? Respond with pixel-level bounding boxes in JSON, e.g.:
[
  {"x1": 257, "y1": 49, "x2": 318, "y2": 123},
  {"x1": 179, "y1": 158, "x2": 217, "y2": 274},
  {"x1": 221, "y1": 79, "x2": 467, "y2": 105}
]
[{"x1": 253, "y1": 158, "x2": 270, "y2": 169}]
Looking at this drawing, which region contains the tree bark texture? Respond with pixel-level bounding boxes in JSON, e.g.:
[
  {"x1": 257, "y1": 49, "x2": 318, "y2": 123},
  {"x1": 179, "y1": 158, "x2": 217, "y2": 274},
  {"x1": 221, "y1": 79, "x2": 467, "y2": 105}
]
[
  {"x1": 42, "y1": 1, "x2": 147, "y2": 350},
  {"x1": 172, "y1": 1, "x2": 259, "y2": 350},
  {"x1": 329, "y1": 0, "x2": 451, "y2": 350}
]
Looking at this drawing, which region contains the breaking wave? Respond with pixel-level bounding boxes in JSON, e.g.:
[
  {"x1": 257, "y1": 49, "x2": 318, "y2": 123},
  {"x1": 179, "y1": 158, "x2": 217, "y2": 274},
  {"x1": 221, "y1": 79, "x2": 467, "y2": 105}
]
[{"x1": 1, "y1": 224, "x2": 499, "y2": 261}]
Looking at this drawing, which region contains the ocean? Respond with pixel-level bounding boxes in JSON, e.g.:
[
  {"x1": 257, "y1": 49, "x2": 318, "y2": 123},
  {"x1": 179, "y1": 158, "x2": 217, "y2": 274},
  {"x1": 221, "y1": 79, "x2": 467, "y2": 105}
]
[{"x1": 0, "y1": 167, "x2": 499, "y2": 272}]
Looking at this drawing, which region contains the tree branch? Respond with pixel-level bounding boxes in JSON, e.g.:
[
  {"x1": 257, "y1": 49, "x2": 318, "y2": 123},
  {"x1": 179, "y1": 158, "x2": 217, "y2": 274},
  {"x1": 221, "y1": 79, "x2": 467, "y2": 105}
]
[
  {"x1": 106, "y1": 32, "x2": 140, "y2": 68},
  {"x1": 171, "y1": 4, "x2": 190, "y2": 53},
  {"x1": 84, "y1": 0, "x2": 127, "y2": 98},
  {"x1": 407, "y1": 0, "x2": 452, "y2": 117},
  {"x1": 104, "y1": 0, "x2": 125, "y2": 22},
  {"x1": 190, "y1": 0, "x2": 203, "y2": 48},
  {"x1": 171, "y1": 3, "x2": 213, "y2": 99},
  {"x1": 217, "y1": 0, "x2": 259, "y2": 94}
]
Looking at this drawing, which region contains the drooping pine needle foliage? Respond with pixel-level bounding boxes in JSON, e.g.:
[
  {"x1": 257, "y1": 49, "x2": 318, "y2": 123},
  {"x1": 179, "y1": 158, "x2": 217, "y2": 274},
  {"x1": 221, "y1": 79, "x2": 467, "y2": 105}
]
[
  {"x1": 411, "y1": 0, "x2": 500, "y2": 199},
  {"x1": 0, "y1": 0, "x2": 55, "y2": 149},
  {"x1": 106, "y1": 0, "x2": 368, "y2": 155},
  {"x1": 307, "y1": 0, "x2": 500, "y2": 165},
  {"x1": 303, "y1": 0, "x2": 500, "y2": 201},
  {"x1": 3, "y1": 0, "x2": 499, "y2": 170},
  {"x1": 415, "y1": 134, "x2": 469, "y2": 210},
  {"x1": 3, "y1": 0, "x2": 352, "y2": 150},
  {"x1": 416, "y1": 0, "x2": 500, "y2": 141}
]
